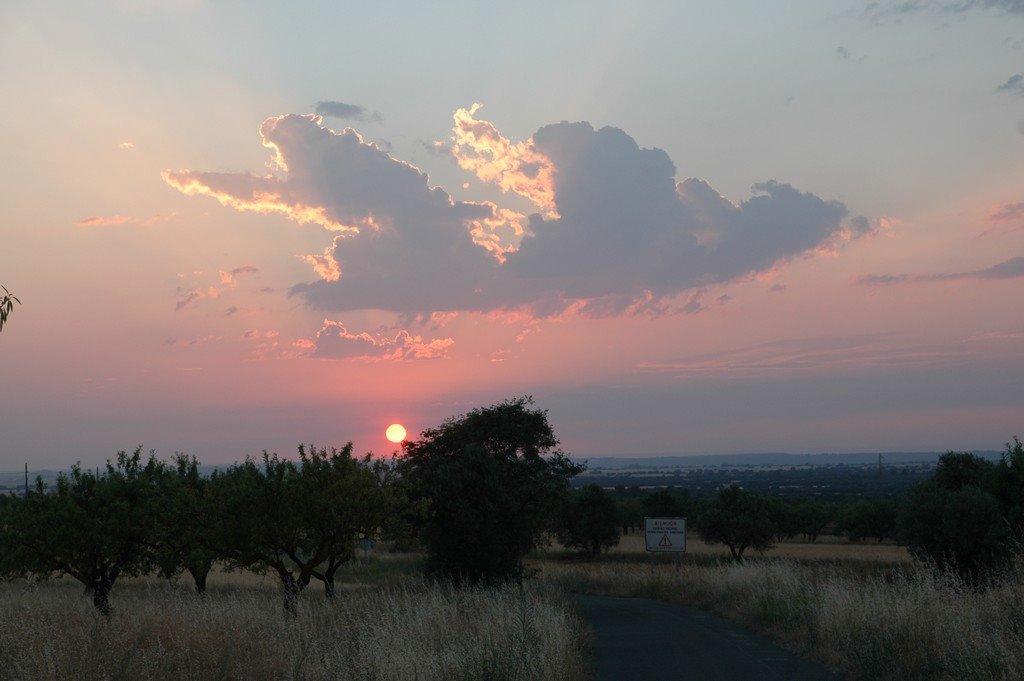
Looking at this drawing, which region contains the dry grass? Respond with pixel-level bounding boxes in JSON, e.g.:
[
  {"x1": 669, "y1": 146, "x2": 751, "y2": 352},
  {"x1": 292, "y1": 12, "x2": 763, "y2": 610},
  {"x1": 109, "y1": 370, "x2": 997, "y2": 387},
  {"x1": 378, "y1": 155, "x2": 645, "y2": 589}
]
[
  {"x1": 0, "y1": 577, "x2": 589, "y2": 681},
  {"x1": 538, "y1": 554, "x2": 1024, "y2": 681},
  {"x1": 601, "y1": 532, "x2": 912, "y2": 563}
]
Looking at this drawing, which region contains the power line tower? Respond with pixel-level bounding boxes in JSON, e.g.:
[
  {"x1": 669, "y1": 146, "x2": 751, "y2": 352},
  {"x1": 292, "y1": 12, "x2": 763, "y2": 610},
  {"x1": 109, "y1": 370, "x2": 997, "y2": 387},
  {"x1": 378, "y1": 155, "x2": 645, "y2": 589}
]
[{"x1": 877, "y1": 454, "x2": 883, "y2": 481}]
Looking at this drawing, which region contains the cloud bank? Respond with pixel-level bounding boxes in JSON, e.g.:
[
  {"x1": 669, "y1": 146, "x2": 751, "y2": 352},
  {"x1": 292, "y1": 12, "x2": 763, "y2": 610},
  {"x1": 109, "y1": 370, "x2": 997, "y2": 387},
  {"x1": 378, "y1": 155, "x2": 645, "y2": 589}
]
[{"x1": 165, "y1": 106, "x2": 873, "y2": 322}]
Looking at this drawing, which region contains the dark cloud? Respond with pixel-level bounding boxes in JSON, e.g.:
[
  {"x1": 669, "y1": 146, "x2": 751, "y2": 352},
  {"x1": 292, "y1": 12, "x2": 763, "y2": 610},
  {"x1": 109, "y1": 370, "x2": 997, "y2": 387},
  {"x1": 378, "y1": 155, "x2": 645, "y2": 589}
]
[
  {"x1": 856, "y1": 256, "x2": 1024, "y2": 285},
  {"x1": 314, "y1": 101, "x2": 382, "y2": 122},
  {"x1": 168, "y1": 112, "x2": 873, "y2": 319},
  {"x1": 996, "y1": 73, "x2": 1024, "y2": 95}
]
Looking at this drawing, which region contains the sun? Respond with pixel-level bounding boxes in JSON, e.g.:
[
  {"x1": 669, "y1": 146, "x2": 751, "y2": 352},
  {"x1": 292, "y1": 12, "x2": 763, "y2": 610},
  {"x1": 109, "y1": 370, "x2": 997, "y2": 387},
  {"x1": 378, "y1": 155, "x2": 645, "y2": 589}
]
[{"x1": 385, "y1": 423, "x2": 407, "y2": 444}]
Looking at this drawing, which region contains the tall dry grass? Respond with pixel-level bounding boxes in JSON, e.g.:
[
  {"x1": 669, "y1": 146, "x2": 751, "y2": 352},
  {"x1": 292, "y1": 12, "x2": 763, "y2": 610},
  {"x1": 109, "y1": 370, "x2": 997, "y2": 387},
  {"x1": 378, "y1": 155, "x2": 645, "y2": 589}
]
[
  {"x1": 0, "y1": 578, "x2": 588, "y2": 681},
  {"x1": 539, "y1": 557, "x2": 1024, "y2": 680}
]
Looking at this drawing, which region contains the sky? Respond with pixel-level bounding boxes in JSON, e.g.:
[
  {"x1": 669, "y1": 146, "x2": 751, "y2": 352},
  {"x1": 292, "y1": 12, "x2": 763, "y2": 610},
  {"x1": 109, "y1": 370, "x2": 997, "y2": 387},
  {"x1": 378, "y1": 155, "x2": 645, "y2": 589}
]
[{"x1": 2, "y1": 0, "x2": 1024, "y2": 469}]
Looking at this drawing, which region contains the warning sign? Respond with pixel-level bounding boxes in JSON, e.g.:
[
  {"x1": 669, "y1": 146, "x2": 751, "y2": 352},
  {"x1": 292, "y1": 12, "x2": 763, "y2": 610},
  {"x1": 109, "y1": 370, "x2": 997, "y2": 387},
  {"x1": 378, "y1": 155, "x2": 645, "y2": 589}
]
[{"x1": 645, "y1": 517, "x2": 686, "y2": 552}]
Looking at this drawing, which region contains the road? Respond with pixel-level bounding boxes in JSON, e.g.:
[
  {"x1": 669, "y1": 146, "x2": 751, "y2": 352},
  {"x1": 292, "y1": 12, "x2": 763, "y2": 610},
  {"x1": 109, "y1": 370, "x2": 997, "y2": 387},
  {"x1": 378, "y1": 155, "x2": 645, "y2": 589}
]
[{"x1": 575, "y1": 594, "x2": 838, "y2": 681}]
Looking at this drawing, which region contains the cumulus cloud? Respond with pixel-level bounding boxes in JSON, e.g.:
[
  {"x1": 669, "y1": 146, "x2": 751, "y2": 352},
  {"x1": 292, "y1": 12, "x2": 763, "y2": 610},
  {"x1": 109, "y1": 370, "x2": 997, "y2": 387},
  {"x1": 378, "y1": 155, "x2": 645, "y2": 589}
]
[
  {"x1": 856, "y1": 256, "x2": 1024, "y2": 285},
  {"x1": 306, "y1": 320, "x2": 454, "y2": 360},
  {"x1": 314, "y1": 101, "x2": 382, "y2": 122},
  {"x1": 166, "y1": 107, "x2": 873, "y2": 319}
]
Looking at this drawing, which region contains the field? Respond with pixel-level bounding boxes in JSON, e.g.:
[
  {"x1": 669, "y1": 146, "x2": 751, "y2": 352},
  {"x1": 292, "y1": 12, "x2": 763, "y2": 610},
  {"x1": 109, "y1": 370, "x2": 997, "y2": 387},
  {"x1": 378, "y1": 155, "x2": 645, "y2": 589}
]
[
  {"x1": 0, "y1": 572, "x2": 588, "y2": 681},
  {"x1": 3, "y1": 536, "x2": 1022, "y2": 681},
  {"x1": 534, "y1": 535, "x2": 1024, "y2": 681}
]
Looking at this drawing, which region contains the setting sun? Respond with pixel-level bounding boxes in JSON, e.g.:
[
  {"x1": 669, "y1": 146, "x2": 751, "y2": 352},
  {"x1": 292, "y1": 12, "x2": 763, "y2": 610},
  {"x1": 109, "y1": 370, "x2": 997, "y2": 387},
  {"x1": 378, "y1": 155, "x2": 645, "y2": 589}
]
[{"x1": 385, "y1": 423, "x2": 407, "y2": 443}]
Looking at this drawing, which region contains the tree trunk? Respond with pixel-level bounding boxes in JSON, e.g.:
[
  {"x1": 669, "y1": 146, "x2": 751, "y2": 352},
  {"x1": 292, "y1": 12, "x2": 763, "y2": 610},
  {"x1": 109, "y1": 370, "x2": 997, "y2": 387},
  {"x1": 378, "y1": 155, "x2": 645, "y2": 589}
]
[
  {"x1": 280, "y1": 572, "x2": 299, "y2": 617},
  {"x1": 92, "y1": 579, "x2": 112, "y2": 616},
  {"x1": 188, "y1": 563, "x2": 210, "y2": 596}
]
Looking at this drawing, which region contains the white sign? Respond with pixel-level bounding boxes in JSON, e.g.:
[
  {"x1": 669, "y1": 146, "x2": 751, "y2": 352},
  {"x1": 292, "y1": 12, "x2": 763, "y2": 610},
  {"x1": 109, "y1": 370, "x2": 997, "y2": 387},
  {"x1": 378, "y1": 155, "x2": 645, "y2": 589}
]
[{"x1": 644, "y1": 517, "x2": 686, "y2": 552}]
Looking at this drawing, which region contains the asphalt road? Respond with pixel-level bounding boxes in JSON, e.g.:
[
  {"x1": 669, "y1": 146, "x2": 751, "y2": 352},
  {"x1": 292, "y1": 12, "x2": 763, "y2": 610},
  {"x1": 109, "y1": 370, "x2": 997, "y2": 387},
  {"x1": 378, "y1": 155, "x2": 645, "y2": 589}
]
[{"x1": 575, "y1": 595, "x2": 838, "y2": 681}]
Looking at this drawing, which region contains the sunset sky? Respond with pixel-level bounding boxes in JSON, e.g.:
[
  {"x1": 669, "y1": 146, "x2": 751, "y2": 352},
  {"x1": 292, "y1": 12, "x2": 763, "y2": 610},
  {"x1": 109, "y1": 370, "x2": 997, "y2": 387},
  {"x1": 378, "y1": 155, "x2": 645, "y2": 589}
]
[{"x1": 2, "y1": 1, "x2": 1024, "y2": 469}]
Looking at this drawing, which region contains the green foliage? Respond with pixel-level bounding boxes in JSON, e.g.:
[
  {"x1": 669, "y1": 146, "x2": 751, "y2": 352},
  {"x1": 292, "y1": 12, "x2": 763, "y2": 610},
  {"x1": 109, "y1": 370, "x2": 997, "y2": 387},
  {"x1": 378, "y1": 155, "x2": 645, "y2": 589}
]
[
  {"x1": 792, "y1": 500, "x2": 832, "y2": 542},
  {"x1": 900, "y1": 448, "x2": 1023, "y2": 579},
  {"x1": 152, "y1": 454, "x2": 218, "y2": 595},
  {"x1": 211, "y1": 444, "x2": 387, "y2": 613},
  {"x1": 900, "y1": 481, "x2": 1010, "y2": 579},
  {"x1": 558, "y1": 484, "x2": 620, "y2": 558},
  {"x1": 933, "y1": 451, "x2": 994, "y2": 491},
  {"x1": 614, "y1": 497, "x2": 643, "y2": 533},
  {"x1": 0, "y1": 285, "x2": 19, "y2": 332},
  {"x1": 0, "y1": 448, "x2": 167, "y2": 614},
  {"x1": 838, "y1": 500, "x2": 898, "y2": 542},
  {"x1": 640, "y1": 489, "x2": 690, "y2": 519},
  {"x1": 697, "y1": 485, "x2": 775, "y2": 560},
  {"x1": 401, "y1": 396, "x2": 584, "y2": 585},
  {"x1": 992, "y1": 437, "x2": 1024, "y2": 538}
]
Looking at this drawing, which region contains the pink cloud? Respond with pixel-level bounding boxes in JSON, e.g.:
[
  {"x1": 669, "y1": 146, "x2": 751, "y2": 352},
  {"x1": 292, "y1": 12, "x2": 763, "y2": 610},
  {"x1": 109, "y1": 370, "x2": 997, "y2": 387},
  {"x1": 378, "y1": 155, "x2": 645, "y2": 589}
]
[
  {"x1": 308, "y1": 319, "x2": 454, "y2": 360},
  {"x1": 76, "y1": 213, "x2": 175, "y2": 227}
]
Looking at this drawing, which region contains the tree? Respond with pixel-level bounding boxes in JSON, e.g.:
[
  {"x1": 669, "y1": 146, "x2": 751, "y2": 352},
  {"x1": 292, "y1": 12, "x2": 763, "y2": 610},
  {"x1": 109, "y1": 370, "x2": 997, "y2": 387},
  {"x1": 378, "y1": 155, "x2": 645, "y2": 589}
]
[
  {"x1": 900, "y1": 482, "x2": 1010, "y2": 579},
  {"x1": 697, "y1": 485, "x2": 775, "y2": 561},
  {"x1": 839, "y1": 500, "x2": 898, "y2": 542},
  {"x1": 900, "y1": 450, "x2": 1017, "y2": 579},
  {"x1": 293, "y1": 444, "x2": 388, "y2": 599},
  {"x1": 152, "y1": 455, "x2": 218, "y2": 595},
  {"x1": 641, "y1": 489, "x2": 690, "y2": 519},
  {"x1": 991, "y1": 437, "x2": 1024, "y2": 538},
  {"x1": 400, "y1": 396, "x2": 583, "y2": 585},
  {"x1": 558, "y1": 484, "x2": 620, "y2": 557},
  {"x1": 0, "y1": 285, "x2": 19, "y2": 332},
  {"x1": 766, "y1": 498, "x2": 801, "y2": 541},
  {"x1": 933, "y1": 451, "x2": 993, "y2": 492},
  {"x1": 792, "y1": 500, "x2": 832, "y2": 543},
  {"x1": 211, "y1": 445, "x2": 385, "y2": 615},
  {"x1": 0, "y1": 448, "x2": 166, "y2": 615}
]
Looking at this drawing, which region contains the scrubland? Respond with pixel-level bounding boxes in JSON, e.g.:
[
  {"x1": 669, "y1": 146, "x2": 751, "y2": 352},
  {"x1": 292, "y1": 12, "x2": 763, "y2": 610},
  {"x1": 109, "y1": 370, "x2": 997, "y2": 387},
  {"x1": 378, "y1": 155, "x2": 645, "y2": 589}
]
[
  {"x1": 0, "y1": 575, "x2": 588, "y2": 681},
  {"x1": 537, "y1": 536, "x2": 1024, "y2": 681}
]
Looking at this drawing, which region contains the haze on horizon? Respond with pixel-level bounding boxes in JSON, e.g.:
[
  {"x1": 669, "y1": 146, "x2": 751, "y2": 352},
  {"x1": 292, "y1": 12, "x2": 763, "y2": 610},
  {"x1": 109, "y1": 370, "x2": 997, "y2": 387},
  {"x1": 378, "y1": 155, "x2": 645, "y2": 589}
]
[{"x1": 2, "y1": 0, "x2": 1023, "y2": 469}]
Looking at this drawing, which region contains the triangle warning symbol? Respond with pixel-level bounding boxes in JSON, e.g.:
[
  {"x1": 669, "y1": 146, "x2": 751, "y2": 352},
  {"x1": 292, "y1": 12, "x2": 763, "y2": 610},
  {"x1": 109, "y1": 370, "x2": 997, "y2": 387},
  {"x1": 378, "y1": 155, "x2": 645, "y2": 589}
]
[{"x1": 658, "y1": 533, "x2": 672, "y2": 547}]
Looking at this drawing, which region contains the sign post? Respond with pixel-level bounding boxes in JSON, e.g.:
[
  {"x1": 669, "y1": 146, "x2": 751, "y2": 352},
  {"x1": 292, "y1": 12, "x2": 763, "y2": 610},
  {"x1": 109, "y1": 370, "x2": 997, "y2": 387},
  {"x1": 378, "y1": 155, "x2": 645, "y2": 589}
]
[{"x1": 644, "y1": 517, "x2": 686, "y2": 586}]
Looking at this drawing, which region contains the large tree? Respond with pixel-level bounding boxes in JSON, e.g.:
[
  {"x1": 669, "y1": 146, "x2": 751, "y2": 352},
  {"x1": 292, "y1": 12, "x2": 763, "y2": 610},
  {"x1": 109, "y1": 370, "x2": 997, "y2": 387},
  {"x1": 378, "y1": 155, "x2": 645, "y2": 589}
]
[
  {"x1": 401, "y1": 396, "x2": 583, "y2": 585},
  {"x1": 0, "y1": 448, "x2": 167, "y2": 615}
]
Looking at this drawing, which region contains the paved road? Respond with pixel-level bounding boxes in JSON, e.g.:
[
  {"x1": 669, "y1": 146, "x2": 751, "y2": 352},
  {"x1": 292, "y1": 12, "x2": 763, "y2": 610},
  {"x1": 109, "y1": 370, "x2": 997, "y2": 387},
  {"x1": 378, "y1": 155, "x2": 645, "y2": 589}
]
[{"x1": 575, "y1": 595, "x2": 838, "y2": 681}]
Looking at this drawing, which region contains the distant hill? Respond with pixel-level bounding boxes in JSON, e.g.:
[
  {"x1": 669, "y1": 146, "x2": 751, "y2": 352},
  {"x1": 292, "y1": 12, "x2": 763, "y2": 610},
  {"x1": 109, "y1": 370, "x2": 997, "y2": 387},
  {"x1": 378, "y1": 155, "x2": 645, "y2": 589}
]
[{"x1": 573, "y1": 450, "x2": 1003, "y2": 470}]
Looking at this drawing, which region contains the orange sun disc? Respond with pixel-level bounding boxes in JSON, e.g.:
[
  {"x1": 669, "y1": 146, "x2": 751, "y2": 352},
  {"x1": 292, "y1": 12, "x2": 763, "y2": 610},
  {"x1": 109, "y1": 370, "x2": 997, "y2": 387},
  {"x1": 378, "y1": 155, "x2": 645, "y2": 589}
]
[{"x1": 385, "y1": 423, "x2": 407, "y2": 443}]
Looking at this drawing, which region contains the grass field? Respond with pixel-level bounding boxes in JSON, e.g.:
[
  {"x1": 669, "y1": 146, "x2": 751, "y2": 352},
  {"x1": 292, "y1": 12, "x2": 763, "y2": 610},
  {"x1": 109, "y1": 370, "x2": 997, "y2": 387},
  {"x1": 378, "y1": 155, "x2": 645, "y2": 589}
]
[
  {"x1": 0, "y1": 575, "x2": 588, "y2": 681},
  {"x1": 536, "y1": 536, "x2": 1024, "y2": 681}
]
